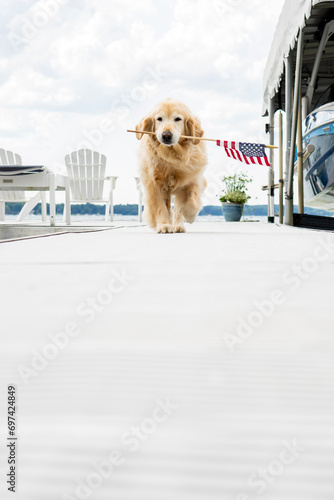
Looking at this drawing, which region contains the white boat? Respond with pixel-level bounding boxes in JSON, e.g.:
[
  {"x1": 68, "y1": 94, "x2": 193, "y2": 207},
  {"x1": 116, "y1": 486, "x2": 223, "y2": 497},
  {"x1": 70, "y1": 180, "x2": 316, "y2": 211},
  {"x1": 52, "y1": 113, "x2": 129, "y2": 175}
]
[{"x1": 302, "y1": 91, "x2": 334, "y2": 209}]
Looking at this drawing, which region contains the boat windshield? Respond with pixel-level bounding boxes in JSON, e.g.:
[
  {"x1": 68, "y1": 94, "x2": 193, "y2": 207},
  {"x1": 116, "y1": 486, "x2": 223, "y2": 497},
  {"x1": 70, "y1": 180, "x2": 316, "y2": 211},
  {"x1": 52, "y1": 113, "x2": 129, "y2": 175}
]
[{"x1": 313, "y1": 84, "x2": 334, "y2": 111}]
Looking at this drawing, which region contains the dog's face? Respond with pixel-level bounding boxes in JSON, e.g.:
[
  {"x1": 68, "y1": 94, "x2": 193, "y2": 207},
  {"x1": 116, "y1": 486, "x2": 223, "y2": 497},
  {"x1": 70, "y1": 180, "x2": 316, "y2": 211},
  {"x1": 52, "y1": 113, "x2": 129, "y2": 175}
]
[
  {"x1": 136, "y1": 99, "x2": 204, "y2": 146},
  {"x1": 154, "y1": 107, "x2": 184, "y2": 146}
]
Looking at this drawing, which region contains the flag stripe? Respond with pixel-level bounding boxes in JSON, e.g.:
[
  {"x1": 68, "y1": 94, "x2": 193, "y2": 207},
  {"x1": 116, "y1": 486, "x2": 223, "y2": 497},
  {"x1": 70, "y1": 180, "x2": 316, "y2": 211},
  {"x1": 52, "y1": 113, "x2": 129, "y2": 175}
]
[
  {"x1": 238, "y1": 151, "x2": 248, "y2": 164},
  {"x1": 231, "y1": 150, "x2": 239, "y2": 161}
]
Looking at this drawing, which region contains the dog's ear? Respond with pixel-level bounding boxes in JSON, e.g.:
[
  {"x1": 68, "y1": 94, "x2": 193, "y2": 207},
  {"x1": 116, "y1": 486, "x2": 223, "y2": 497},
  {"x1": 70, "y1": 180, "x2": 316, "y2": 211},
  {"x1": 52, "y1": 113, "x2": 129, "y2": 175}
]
[
  {"x1": 135, "y1": 115, "x2": 154, "y2": 140},
  {"x1": 185, "y1": 116, "x2": 204, "y2": 145}
]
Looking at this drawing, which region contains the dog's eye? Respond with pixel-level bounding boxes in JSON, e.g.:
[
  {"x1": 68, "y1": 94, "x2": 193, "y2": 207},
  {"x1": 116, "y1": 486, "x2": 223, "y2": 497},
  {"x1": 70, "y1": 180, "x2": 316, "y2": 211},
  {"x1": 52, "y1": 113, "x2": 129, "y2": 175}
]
[
  {"x1": 174, "y1": 117, "x2": 182, "y2": 122},
  {"x1": 157, "y1": 117, "x2": 163, "y2": 121}
]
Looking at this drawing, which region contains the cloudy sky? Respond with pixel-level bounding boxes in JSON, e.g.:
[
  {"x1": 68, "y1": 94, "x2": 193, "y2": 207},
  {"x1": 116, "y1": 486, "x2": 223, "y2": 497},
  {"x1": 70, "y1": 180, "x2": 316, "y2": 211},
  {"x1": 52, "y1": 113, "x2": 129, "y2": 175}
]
[{"x1": 0, "y1": 0, "x2": 286, "y2": 206}]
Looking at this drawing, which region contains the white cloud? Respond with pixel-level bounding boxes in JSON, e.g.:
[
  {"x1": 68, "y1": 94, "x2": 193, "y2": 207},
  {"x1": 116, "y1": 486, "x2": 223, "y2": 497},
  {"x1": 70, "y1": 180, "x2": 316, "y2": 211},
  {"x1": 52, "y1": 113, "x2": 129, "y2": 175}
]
[{"x1": 0, "y1": 67, "x2": 75, "y2": 107}]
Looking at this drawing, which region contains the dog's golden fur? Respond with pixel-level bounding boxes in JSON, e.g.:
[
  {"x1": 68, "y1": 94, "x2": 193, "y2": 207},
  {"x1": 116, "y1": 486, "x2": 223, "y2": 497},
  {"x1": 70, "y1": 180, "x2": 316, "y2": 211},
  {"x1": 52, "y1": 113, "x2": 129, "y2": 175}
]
[{"x1": 136, "y1": 98, "x2": 207, "y2": 233}]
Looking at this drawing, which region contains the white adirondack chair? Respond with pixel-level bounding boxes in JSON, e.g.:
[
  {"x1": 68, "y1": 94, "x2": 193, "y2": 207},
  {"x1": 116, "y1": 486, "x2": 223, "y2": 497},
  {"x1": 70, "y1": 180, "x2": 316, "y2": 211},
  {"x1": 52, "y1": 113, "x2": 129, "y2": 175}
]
[
  {"x1": 65, "y1": 149, "x2": 117, "y2": 221},
  {"x1": 0, "y1": 148, "x2": 47, "y2": 221},
  {"x1": 134, "y1": 176, "x2": 143, "y2": 222}
]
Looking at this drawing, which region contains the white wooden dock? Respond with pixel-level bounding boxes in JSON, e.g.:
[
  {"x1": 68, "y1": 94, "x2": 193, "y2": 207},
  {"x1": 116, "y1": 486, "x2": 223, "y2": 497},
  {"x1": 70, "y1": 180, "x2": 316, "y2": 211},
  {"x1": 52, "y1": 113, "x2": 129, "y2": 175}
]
[{"x1": 0, "y1": 221, "x2": 334, "y2": 499}]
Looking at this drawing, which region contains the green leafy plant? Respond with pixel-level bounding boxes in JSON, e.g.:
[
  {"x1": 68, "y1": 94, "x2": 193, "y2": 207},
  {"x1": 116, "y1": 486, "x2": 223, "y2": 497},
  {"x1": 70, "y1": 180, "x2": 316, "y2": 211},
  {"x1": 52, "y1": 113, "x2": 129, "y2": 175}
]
[{"x1": 219, "y1": 172, "x2": 252, "y2": 204}]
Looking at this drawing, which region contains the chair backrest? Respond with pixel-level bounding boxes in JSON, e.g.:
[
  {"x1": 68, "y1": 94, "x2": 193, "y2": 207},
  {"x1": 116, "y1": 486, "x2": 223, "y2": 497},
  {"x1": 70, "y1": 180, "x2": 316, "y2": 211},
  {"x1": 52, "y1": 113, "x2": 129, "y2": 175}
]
[
  {"x1": 0, "y1": 148, "x2": 22, "y2": 166},
  {"x1": 134, "y1": 176, "x2": 143, "y2": 193},
  {"x1": 65, "y1": 149, "x2": 107, "y2": 201},
  {"x1": 0, "y1": 148, "x2": 25, "y2": 202}
]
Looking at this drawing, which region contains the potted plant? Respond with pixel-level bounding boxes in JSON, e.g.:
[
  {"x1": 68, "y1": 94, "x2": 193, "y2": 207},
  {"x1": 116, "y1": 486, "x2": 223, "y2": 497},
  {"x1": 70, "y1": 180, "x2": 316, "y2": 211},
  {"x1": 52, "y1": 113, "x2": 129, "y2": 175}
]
[{"x1": 219, "y1": 172, "x2": 252, "y2": 222}]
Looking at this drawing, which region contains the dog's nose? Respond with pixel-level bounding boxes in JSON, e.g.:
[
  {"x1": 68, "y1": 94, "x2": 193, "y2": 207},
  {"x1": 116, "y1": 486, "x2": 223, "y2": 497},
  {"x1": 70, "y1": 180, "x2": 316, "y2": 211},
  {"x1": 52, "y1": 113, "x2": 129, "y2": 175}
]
[{"x1": 162, "y1": 131, "x2": 173, "y2": 143}]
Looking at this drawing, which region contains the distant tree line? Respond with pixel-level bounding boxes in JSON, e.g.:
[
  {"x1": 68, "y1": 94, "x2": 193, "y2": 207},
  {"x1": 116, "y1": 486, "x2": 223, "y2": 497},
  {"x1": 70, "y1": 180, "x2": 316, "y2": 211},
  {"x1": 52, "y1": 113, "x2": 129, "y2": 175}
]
[{"x1": 2, "y1": 202, "x2": 332, "y2": 217}]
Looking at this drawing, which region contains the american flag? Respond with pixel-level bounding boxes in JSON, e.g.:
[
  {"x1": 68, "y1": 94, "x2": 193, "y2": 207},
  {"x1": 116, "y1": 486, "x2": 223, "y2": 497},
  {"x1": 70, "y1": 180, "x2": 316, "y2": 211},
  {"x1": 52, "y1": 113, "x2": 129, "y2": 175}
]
[{"x1": 216, "y1": 140, "x2": 270, "y2": 166}]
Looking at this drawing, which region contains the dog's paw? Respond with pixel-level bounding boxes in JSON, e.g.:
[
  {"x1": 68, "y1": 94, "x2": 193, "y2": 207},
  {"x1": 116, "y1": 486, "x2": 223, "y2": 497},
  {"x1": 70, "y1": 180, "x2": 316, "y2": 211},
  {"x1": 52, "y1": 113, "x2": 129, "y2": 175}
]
[
  {"x1": 183, "y1": 214, "x2": 197, "y2": 224},
  {"x1": 156, "y1": 223, "x2": 173, "y2": 234},
  {"x1": 173, "y1": 224, "x2": 186, "y2": 233}
]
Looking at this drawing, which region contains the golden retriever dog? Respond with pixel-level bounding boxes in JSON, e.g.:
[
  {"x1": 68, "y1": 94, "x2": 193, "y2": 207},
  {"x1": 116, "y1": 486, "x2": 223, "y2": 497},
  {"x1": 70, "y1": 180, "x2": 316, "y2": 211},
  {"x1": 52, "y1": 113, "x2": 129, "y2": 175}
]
[{"x1": 135, "y1": 98, "x2": 207, "y2": 233}]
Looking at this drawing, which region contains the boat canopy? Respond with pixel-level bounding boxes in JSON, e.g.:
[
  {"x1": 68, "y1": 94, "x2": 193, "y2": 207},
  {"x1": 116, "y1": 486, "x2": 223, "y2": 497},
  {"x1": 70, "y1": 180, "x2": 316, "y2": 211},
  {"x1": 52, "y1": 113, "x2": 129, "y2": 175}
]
[{"x1": 263, "y1": 0, "x2": 334, "y2": 115}]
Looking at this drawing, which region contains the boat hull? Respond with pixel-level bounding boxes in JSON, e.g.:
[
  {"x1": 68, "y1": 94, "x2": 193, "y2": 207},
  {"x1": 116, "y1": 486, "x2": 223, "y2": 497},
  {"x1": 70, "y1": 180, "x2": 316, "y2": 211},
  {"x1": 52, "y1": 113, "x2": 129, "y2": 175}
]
[{"x1": 302, "y1": 104, "x2": 334, "y2": 210}]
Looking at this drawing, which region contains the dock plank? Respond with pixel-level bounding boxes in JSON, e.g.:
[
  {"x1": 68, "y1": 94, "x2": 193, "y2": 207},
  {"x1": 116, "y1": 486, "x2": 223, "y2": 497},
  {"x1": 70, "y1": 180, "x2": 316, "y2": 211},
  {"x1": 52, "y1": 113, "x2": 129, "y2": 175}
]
[{"x1": 0, "y1": 222, "x2": 333, "y2": 499}]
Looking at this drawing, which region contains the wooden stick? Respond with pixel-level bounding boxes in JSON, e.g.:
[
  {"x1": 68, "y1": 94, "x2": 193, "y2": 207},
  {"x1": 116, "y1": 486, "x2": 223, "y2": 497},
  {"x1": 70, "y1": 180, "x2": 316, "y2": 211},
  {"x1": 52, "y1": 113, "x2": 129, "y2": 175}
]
[
  {"x1": 127, "y1": 129, "x2": 216, "y2": 142},
  {"x1": 127, "y1": 129, "x2": 278, "y2": 149}
]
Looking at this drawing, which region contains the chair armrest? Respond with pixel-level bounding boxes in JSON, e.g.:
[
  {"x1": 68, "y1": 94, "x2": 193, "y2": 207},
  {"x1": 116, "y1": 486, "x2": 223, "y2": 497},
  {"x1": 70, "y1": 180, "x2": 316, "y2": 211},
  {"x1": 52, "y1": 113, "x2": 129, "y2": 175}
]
[
  {"x1": 106, "y1": 176, "x2": 118, "y2": 191},
  {"x1": 134, "y1": 176, "x2": 143, "y2": 193}
]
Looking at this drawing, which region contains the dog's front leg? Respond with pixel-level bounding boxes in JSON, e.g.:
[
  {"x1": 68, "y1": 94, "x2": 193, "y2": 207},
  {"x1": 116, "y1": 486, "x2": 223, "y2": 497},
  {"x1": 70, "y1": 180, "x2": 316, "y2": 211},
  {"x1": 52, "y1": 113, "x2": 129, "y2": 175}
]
[
  {"x1": 172, "y1": 193, "x2": 186, "y2": 233},
  {"x1": 144, "y1": 183, "x2": 173, "y2": 233},
  {"x1": 180, "y1": 183, "x2": 202, "y2": 224},
  {"x1": 173, "y1": 184, "x2": 201, "y2": 230}
]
